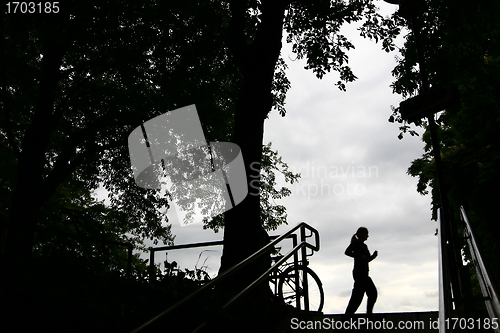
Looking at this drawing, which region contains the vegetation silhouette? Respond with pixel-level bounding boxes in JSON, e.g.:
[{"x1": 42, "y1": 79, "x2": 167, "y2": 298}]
[
  {"x1": 388, "y1": 0, "x2": 500, "y2": 310},
  {"x1": 1, "y1": 0, "x2": 401, "y2": 331}
]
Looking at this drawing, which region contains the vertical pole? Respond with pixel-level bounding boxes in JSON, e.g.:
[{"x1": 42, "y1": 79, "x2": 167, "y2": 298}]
[
  {"x1": 292, "y1": 233, "x2": 301, "y2": 310},
  {"x1": 438, "y1": 210, "x2": 453, "y2": 332},
  {"x1": 149, "y1": 248, "x2": 155, "y2": 283},
  {"x1": 300, "y1": 226, "x2": 310, "y2": 312}
]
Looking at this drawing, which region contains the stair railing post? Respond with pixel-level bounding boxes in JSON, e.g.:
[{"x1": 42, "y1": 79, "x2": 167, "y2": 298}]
[
  {"x1": 300, "y1": 224, "x2": 310, "y2": 311},
  {"x1": 149, "y1": 248, "x2": 155, "y2": 283},
  {"x1": 291, "y1": 233, "x2": 301, "y2": 310}
]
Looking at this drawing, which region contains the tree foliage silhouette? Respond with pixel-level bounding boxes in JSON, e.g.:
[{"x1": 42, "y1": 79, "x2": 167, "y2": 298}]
[
  {"x1": 389, "y1": 0, "x2": 500, "y2": 286},
  {"x1": 0, "y1": 0, "x2": 237, "y2": 265},
  {"x1": 0, "y1": 0, "x2": 303, "y2": 270}
]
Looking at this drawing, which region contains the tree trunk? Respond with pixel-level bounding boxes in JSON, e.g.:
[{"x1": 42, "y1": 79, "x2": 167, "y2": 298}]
[
  {"x1": 1, "y1": 16, "x2": 68, "y2": 266},
  {"x1": 219, "y1": 0, "x2": 288, "y2": 294}
]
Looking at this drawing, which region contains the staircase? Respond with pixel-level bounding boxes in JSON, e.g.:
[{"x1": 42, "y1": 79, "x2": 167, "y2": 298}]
[{"x1": 277, "y1": 311, "x2": 439, "y2": 332}]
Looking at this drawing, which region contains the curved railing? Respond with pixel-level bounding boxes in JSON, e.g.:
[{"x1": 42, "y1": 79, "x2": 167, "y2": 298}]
[{"x1": 130, "y1": 222, "x2": 320, "y2": 333}]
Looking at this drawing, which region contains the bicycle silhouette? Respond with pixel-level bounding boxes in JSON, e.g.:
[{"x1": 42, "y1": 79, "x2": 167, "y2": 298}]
[{"x1": 269, "y1": 249, "x2": 324, "y2": 312}]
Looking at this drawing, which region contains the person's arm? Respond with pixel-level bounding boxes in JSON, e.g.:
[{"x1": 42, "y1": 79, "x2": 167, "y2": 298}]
[
  {"x1": 368, "y1": 250, "x2": 378, "y2": 261},
  {"x1": 345, "y1": 243, "x2": 356, "y2": 258}
]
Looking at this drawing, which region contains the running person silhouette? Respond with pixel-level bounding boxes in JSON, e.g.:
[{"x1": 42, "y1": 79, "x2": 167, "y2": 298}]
[{"x1": 345, "y1": 227, "x2": 378, "y2": 314}]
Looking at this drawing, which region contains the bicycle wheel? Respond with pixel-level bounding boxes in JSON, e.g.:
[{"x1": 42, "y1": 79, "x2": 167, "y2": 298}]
[{"x1": 277, "y1": 265, "x2": 324, "y2": 312}]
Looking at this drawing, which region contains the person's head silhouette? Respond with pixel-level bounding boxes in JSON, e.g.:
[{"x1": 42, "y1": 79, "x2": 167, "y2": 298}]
[{"x1": 351, "y1": 227, "x2": 369, "y2": 243}]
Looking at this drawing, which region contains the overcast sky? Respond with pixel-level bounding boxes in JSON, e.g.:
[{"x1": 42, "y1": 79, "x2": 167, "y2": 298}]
[{"x1": 140, "y1": 2, "x2": 440, "y2": 315}]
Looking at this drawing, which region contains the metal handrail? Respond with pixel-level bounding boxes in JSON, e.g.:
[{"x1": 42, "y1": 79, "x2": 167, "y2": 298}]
[
  {"x1": 460, "y1": 207, "x2": 500, "y2": 331},
  {"x1": 130, "y1": 222, "x2": 320, "y2": 333}
]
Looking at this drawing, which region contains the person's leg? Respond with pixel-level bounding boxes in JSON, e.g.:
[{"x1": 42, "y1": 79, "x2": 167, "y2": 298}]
[
  {"x1": 365, "y1": 277, "x2": 377, "y2": 314},
  {"x1": 345, "y1": 279, "x2": 365, "y2": 314}
]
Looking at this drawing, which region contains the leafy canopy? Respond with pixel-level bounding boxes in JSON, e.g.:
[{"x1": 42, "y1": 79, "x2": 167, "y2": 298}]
[{"x1": 388, "y1": 0, "x2": 500, "y2": 284}]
